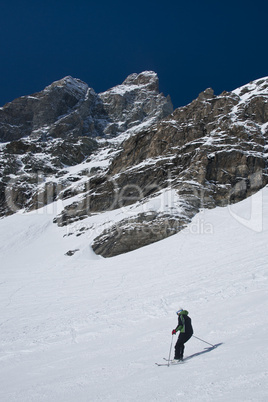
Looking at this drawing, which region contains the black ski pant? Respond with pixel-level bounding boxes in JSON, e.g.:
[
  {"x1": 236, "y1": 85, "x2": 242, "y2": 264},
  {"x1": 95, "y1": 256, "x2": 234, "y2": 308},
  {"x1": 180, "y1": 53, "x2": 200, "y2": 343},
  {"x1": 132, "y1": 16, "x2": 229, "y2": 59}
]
[{"x1": 174, "y1": 332, "x2": 193, "y2": 359}]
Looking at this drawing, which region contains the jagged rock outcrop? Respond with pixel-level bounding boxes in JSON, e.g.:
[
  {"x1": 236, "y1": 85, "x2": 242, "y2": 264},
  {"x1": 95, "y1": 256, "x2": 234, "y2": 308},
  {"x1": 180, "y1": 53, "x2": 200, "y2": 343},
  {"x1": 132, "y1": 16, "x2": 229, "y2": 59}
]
[
  {"x1": 1, "y1": 72, "x2": 268, "y2": 257},
  {"x1": 91, "y1": 211, "x2": 193, "y2": 258}
]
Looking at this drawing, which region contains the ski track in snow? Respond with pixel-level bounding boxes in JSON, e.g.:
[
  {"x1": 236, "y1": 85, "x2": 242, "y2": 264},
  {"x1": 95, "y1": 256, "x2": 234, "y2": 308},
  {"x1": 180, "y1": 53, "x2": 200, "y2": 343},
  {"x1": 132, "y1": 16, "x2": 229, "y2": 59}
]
[{"x1": 0, "y1": 188, "x2": 268, "y2": 401}]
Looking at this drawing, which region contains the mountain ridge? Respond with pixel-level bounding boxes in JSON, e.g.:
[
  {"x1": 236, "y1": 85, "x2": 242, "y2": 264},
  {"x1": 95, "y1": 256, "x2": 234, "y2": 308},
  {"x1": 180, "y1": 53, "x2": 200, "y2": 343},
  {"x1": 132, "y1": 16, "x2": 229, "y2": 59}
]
[{"x1": 0, "y1": 72, "x2": 268, "y2": 256}]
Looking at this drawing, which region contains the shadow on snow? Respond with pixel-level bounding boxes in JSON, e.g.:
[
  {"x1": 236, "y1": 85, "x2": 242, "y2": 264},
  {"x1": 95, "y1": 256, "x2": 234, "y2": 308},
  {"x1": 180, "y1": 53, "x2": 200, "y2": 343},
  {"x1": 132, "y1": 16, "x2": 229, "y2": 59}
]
[{"x1": 184, "y1": 343, "x2": 223, "y2": 362}]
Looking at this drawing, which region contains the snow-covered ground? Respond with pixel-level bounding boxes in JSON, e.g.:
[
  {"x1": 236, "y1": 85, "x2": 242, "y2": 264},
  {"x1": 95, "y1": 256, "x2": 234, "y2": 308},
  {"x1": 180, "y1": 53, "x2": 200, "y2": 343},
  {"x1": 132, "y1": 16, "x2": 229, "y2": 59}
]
[{"x1": 0, "y1": 187, "x2": 268, "y2": 401}]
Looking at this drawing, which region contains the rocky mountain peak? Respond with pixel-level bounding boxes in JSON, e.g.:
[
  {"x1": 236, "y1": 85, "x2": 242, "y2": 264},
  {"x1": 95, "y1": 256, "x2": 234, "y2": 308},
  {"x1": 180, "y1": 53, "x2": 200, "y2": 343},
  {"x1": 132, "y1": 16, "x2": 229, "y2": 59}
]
[
  {"x1": 0, "y1": 71, "x2": 173, "y2": 218},
  {"x1": 120, "y1": 70, "x2": 159, "y2": 92},
  {"x1": 43, "y1": 75, "x2": 89, "y2": 98},
  {"x1": 99, "y1": 71, "x2": 173, "y2": 136},
  {"x1": 197, "y1": 87, "x2": 215, "y2": 100}
]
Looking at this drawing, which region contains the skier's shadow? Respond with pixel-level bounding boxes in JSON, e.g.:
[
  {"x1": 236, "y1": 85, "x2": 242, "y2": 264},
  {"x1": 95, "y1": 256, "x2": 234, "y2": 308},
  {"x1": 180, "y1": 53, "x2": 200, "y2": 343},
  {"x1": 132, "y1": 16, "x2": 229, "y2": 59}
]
[{"x1": 184, "y1": 343, "x2": 223, "y2": 362}]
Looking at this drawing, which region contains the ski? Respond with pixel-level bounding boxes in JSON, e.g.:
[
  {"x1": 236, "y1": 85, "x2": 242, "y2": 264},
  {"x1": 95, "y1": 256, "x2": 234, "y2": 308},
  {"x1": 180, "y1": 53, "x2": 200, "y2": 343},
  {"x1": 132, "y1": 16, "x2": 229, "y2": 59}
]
[
  {"x1": 155, "y1": 362, "x2": 169, "y2": 366},
  {"x1": 164, "y1": 357, "x2": 184, "y2": 363},
  {"x1": 155, "y1": 358, "x2": 171, "y2": 366},
  {"x1": 155, "y1": 359, "x2": 184, "y2": 366}
]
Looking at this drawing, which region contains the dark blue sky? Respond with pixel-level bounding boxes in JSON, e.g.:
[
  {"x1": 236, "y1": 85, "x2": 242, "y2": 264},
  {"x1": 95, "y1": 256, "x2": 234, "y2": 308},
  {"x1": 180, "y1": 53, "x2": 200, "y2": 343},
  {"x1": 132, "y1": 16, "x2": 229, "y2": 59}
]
[{"x1": 0, "y1": 0, "x2": 267, "y2": 108}]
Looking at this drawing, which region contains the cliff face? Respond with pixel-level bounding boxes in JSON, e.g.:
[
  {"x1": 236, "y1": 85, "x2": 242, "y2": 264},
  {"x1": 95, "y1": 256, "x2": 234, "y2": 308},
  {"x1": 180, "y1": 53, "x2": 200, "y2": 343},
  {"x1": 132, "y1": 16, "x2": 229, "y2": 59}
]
[{"x1": 1, "y1": 73, "x2": 267, "y2": 257}]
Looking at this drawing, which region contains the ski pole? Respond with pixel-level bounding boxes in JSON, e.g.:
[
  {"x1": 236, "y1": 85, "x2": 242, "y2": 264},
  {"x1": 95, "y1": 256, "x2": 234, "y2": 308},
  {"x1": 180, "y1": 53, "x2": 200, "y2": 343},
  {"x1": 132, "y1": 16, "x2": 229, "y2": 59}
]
[
  {"x1": 167, "y1": 334, "x2": 174, "y2": 366},
  {"x1": 193, "y1": 335, "x2": 215, "y2": 348}
]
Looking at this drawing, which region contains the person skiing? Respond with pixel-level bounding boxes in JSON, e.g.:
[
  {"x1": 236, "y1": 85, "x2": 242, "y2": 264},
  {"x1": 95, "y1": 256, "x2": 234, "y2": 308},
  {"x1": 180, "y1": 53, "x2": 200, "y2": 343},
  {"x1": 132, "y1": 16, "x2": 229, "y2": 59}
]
[{"x1": 172, "y1": 308, "x2": 193, "y2": 362}]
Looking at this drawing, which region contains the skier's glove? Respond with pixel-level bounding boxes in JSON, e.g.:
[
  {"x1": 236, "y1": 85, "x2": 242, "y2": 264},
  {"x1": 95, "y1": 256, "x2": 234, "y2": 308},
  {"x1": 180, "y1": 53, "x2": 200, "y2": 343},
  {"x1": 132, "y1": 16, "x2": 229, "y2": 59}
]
[{"x1": 172, "y1": 329, "x2": 176, "y2": 335}]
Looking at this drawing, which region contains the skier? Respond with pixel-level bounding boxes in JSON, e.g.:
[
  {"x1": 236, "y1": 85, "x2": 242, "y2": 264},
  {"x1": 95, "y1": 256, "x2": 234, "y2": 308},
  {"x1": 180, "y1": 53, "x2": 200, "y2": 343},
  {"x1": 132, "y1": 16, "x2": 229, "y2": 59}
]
[{"x1": 172, "y1": 308, "x2": 193, "y2": 362}]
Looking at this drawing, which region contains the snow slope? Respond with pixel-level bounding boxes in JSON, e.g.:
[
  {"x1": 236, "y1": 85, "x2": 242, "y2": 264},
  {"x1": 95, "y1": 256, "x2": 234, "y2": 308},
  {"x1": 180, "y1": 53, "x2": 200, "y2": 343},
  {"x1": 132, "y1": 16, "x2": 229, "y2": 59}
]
[{"x1": 0, "y1": 187, "x2": 268, "y2": 401}]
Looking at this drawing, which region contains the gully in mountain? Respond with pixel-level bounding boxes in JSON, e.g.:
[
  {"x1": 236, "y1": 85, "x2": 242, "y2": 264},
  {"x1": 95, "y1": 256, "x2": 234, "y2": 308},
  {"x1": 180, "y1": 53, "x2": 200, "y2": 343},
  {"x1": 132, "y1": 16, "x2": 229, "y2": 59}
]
[{"x1": 172, "y1": 309, "x2": 193, "y2": 362}]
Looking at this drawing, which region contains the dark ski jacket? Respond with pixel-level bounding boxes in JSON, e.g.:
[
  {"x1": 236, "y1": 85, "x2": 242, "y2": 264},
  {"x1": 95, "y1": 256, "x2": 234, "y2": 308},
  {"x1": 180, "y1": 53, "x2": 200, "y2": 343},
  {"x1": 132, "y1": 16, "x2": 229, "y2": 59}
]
[{"x1": 175, "y1": 310, "x2": 193, "y2": 336}]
